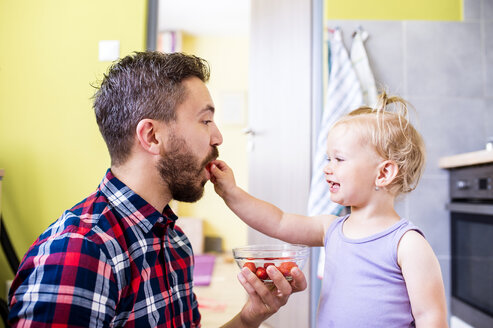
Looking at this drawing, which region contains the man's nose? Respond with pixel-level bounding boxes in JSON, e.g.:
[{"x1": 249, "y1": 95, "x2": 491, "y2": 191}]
[{"x1": 211, "y1": 125, "x2": 223, "y2": 146}]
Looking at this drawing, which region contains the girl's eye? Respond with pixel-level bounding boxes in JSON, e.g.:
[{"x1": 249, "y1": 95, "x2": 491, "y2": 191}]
[{"x1": 326, "y1": 156, "x2": 344, "y2": 162}]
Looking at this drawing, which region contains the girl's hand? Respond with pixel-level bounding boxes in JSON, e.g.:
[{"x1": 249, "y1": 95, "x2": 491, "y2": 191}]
[{"x1": 209, "y1": 160, "x2": 237, "y2": 199}]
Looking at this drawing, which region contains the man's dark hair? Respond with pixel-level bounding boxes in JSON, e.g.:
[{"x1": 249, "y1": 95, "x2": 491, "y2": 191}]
[{"x1": 93, "y1": 51, "x2": 210, "y2": 166}]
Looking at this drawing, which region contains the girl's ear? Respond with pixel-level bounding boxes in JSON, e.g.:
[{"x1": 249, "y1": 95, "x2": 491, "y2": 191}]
[
  {"x1": 135, "y1": 119, "x2": 163, "y2": 156},
  {"x1": 375, "y1": 160, "x2": 398, "y2": 189}
]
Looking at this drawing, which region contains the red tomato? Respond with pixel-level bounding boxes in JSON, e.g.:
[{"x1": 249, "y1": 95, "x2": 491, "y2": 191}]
[
  {"x1": 277, "y1": 261, "x2": 298, "y2": 277},
  {"x1": 255, "y1": 267, "x2": 268, "y2": 280},
  {"x1": 243, "y1": 262, "x2": 256, "y2": 273},
  {"x1": 263, "y1": 262, "x2": 275, "y2": 269}
]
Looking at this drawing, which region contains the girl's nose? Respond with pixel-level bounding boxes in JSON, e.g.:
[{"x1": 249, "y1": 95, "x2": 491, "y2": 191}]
[{"x1": 323, "y1": 160, "x2": 334, "y2": 175}]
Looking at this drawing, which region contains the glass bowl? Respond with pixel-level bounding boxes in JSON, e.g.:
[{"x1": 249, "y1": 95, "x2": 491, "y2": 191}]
[{"x1": 232, "y1": 244, "x2": 310, "y2": 283}]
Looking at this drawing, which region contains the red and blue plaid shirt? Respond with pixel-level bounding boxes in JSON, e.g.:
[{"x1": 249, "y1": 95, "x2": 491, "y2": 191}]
[{"x1": 9, "y1": 169, "x2": 201, "y2": 327}]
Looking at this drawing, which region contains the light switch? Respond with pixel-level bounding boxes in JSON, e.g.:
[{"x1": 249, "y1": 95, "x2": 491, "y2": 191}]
[{"x1": 98, "y1": 40, "x2": 120, "y2": 62}]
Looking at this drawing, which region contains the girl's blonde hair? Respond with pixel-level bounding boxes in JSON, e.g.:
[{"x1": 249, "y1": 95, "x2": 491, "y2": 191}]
[{"x1": 334, "y1": 92, "x2": 426, "y2": 195}]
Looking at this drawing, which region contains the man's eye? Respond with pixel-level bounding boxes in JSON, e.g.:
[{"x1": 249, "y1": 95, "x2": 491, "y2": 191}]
[{"x1": 203, "y1": 120, "x2": 212, "y2": 125}]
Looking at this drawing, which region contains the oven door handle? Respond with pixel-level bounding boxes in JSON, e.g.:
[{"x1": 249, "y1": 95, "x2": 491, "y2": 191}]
[{"x1": 446, "y1": 202, "x2": 493, "y2": 215}]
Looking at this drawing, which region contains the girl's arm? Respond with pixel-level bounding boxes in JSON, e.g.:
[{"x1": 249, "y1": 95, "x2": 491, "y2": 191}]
[
  {"x1": 210, "y1": 160, "x2": 334, "y2": 246},
  {"x1": 398, "y1": 231, "x2": 449, "y2": 328}
]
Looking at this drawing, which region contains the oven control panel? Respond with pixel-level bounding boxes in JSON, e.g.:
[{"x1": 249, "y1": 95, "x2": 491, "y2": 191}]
[{"x1": 450, "y1": 164, "x2": 493, "y2": 200}]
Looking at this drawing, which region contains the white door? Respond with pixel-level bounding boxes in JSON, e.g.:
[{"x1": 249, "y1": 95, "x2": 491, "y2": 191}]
[{"x1": 248, "y1": 0, "x2": 315, "y2": 326}]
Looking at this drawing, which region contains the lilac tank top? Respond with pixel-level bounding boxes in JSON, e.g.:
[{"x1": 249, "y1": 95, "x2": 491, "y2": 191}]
[{"x1": 317, "y1": 215, "x2": 423, "y2": 328}]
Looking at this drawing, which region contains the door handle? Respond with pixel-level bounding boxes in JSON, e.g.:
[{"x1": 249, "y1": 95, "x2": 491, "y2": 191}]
[
  {"x1": 242, "y1": 127, "x2": 256, "y2": 136},
  {"x1": 243, "y1": 127, "x2": 256, "y2": 151}
]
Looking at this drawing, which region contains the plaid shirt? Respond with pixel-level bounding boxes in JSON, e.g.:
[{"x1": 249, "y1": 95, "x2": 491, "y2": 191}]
[{"x1": 8, "y1": 169, "x2": 201, "y2": 327}]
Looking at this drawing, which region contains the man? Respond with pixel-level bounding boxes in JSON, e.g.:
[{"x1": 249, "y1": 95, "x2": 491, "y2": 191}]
[{"x1": 8, "y1": 52, "x2": 307, "y2": 327}]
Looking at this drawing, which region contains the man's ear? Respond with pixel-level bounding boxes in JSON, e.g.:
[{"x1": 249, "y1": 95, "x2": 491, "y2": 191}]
[
  {"x1": 135, "y1": 119, "x2": 163, "y2": 156},
  {"x1": 375, "y1": 160, "x2": 398, "y2": 189}
]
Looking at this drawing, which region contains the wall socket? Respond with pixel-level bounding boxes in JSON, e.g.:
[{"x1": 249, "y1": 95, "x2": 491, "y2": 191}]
[{"x1": 98, "y1": 40, "x2": 120, "y2": 62}]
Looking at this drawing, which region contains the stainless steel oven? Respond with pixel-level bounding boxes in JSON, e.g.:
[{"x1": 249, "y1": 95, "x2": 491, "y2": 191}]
[{"x1": 447, "y1": 164, "x2": 493, "y2": 328}]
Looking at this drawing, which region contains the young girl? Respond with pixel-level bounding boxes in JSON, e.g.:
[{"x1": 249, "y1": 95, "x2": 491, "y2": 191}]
[{"x1": 209, "y1": 93, "x2": 448, "y2": 327}]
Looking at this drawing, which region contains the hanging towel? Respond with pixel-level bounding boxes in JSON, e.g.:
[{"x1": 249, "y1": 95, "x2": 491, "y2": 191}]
[
  {"x1": 350, "y1": 27, "x2": 378, "y2": 107},
  {"x1": 307, "y1": 28, "x2": 363, "y2": 279},
  {"x1": 307, "y1": 28, "x2": 363, "y2": 217}
]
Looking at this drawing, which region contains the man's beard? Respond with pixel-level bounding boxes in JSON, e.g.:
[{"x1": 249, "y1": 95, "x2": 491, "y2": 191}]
[{"x1": 158, "y1": 136, "x2": 219, "y2": 203}]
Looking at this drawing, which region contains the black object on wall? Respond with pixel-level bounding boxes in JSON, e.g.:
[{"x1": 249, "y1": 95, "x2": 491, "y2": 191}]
[
  {"x1": 0, "y1": 213, "x2": 19, "y2": 275},
  {"x1": 1, "y1": 212, "x2": 20, "y2": 327}
]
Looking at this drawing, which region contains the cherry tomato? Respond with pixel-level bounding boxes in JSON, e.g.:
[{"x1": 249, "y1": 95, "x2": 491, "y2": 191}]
[
  {"x1": 277, "y1": 261, "x2": 298, "y2": 277},
  {"x1": 243, "y1": 262, "x2": 256, "y2": 273},
  {"x1": 255, "y1": 267, "x2": 268, "y2": 280},
  {"x1": 263, "y1": 262, "x2": 275, "y2": 269}
]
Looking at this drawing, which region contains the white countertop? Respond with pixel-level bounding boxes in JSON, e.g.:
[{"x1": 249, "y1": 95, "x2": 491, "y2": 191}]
[{"x1": 439, "y1": 149, "x2": 493, "y2": 169}]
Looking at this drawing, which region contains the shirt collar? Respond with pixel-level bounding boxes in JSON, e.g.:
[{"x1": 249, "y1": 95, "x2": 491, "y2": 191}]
[{"x1": 99, "y1": 169, "x2": 178, "y2": 234}]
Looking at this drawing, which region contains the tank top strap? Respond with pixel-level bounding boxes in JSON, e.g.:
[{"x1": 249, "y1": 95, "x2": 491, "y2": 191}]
[
  {"x1": 324, "y1": 214, "x2": 349, "y2": 245},
  {"x1": 391, "y1": 219, "x2": 425, "y2": 265}
]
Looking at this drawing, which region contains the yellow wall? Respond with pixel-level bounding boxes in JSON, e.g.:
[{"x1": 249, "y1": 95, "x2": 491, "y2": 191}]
[
  {"x1": 326, "y1": 0, "x2": 462, "y2": 21},
  {"x1": 322, "y1": 0, "x2": 463, "y2": 101},
  {"x1": 0, "y1": 0, "x2": 146, "y2": 302},
  {"x1": 179, "y1": 34, "x2": 249, "y2": 251}
]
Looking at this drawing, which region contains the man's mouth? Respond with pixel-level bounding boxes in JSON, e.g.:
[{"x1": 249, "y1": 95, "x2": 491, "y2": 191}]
[
  {"x1": 202, "y1": 147, "x2": 219, "y2": 167},
  {"x1": 204, "y1": 162, "x2": 214, "y2": 180},
  {"x1": 201, "y1": 147, "x2": 219, "y2": 173}
]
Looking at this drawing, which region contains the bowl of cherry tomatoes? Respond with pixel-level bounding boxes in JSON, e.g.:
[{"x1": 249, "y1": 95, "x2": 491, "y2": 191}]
[{"x1": 232, "y1": 244, "x2": 309, "y2": 283}]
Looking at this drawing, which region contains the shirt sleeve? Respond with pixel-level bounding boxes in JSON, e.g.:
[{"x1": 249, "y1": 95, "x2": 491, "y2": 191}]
[{"x1": 8, "y1": 233, "x2": 118, "y2": 327}]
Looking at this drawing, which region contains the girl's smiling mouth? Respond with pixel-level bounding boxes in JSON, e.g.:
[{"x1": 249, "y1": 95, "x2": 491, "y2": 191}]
[{"x1": 327, "y1": 180, "x2": 340, "y2": 192}]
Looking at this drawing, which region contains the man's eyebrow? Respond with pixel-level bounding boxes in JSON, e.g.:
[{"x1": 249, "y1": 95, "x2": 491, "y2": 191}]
[{"x1": 199, "y1": 105, "x2": 215, "y2": 114}]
